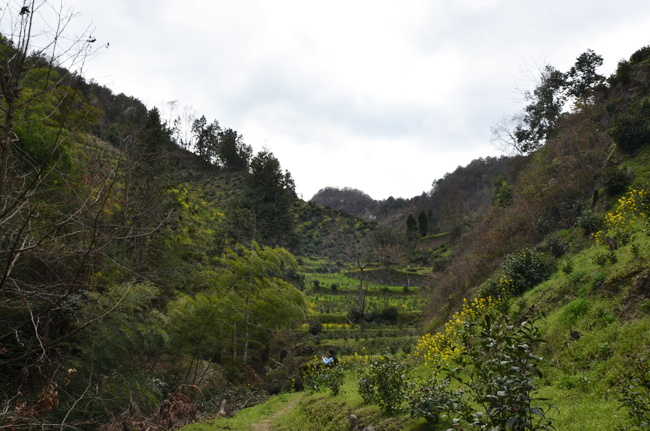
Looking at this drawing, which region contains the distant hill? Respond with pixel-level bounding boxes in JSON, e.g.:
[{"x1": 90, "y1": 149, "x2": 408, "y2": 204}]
[
  {"x1": 309, "y1": 155, "x2": 528, "y2": 234},
  {"x1": 310, "y1": 187, "x2": 377, "y2": 218}
]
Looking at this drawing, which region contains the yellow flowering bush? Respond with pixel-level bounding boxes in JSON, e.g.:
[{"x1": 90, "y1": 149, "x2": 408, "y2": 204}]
[
  {"x1": 593, "y1": 188, "x2": 649, "y2": 246},
  {"x1": 414, "y1": 296, "x2": 501, "y2": 369}
]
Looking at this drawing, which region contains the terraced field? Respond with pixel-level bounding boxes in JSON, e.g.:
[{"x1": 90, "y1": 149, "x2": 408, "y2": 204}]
[{"x1": 296, "y1": 258, "x2": 426, "y2": 357}]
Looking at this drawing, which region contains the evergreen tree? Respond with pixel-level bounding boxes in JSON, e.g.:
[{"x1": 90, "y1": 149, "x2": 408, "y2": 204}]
[
  {"x1": 418, "y1": 211, "x2": 428, "y2": 237},
  {"x1": 218, "y1": 127, "x2": 252, "y2": 170},
  {"x1": 237, "y1": 149, "x2": 297, "y2": 247},
  {"x1": 406, "y1": 213, "x2": 418, "y2": 236}
]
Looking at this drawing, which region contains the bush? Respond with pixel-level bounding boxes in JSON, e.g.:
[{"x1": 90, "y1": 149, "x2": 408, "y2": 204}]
[
  {"x1": 409, "y1": 379, "x2": 468, "y2": 424},
  {"x1": 443, "y1": 308, "x2": 556, "y2": 430},
  {"x1": 357, "y1": 354, "x2": 412, "y2": 412},
  {"x1": 609, "y1": 97, "x2": 650, "y2": 154},
  {"x1": 500, "y1": 248, "x2": 556, "y2": 295},
  {"x1": 576, "y1": 209, "x2": 603, "y2": 234},
  {"x1": 366, "y1": 306, "x2": 399, "y2": 325},
  {"x1": 545, "y1": 235, "x2": 568, "y2": 258},
  {"x1": 593, "y1": 249, "x2": 617, "y2": 266},
  {"x1": 604, "y1": 166, "x2": 630, "y2": 195},
  {"x1": 562, "y1": 298, "x2": 590, "y2": 322},
  {"x1": 309, "y1": 321, "x2": 323, "y2": 336},
  {"x1": 303, "y1": 362, "x2": 345, "y2": 396},
  {"x1": 478, "y1": 249, "x2": 555, "y2": 300},
  {"x1": 560, "y1": 259, "x2": 574, "y2": 275},
  {"x1": 619, "y1": 354, "x2": 650, "y2": 430},
  {"x1": 630, "y1": 45, "x2": 650, "y2": 64}
]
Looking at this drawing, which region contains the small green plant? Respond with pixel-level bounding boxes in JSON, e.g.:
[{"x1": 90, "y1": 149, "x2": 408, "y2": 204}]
[
  {"x1": 442, "y1": 308, "x2": 556, "y2": 431},
  {"x1": 619, "y1": 355, "x2": 650, "y2": 430},
  {"x1": 563, "y1": 298, "x2": 590, "y2": 322},
  {"x1": 593, "y1": 249, "x2": 617, "y2": 266},
  {"x1": 592, "y1": 272, "x2": 606, "y2": 289},
  {"x1": 560, "y1": 259, "x2": 574, "y2": 275},
  {"x1": 576, "y1": 209, "x2": 603, "y2": 234},
  {"x1": 546, "y1": 235, "x2": 569, "y2": 257},
  {"x1": 357, "y1": 353, "x2": 413, "y2": 412},
  {"x1": 409, "y1": 378, "x2": 468, "y2": 424},
  {"x1": 569, "y1": 269, "x2": 588, "y2": 285},
  {"x1": 309, "y1": 321, "x2": 323, "y2": 336}
]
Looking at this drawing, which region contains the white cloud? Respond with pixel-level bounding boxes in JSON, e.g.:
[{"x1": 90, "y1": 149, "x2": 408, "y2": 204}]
[{"x1": 22, "y1": 0, "x2": 650, "y2": 199}]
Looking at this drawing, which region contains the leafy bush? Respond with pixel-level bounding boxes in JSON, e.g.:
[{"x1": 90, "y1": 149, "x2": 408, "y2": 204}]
[
  {"x1": 576, "y1": 209, "x2": 603, "y2": 234},
  {"x1": 630, "y1": 45, "x2": 650, "y2": 64},
  {"x1": 619, "y1": 355, "x2": 650, "y2": 430},
  {"x1": 594, "y1": 188, "x2": 649, "y2": 247},
  {"x1": 545, "y1": 235, "x2": 568, "y2": 258},
  {"x1": 357, "y1": 354, "x2": 412, "y2": 412},
  {"x1": 303, "y1": 362, "x2": 345, "y2": 395},
  {"x1": 593, "y1": 249, "x2": 617, "y2": 266},
  {"x1": 604, "y1": 165, "x2": 630, "y2": 195},
  {"x1": 366, "y1": 306, "x2": 399, "y2": 324},
  {"x1": 443, "y1": 308, "x2": 555, "y2": 431},
  {"x1": 478, "y1": 249, "x2": 555, "y2": 300},
  {"x1": 409, "y1": 378, "x2": 468, "y2": 424},
  {"x1": 500, "y1": 248, "x2": 556, "y2": 295},
  {"x1": 308, "y1": 321, "x2": 323, "y2": 336},
  {"x1": 562, "y1": 298, "x2": 590, "y2": 322},
  {"x1": 609, "y1": 97, "x2": 650, "y2": 154},
  {"x1": 560, "y1": 259, "x2": 574, "y2": 275}
]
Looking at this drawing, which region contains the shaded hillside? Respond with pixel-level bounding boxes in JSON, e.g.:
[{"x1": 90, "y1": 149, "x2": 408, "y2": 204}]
[
  {"x1": 310, "y1": 187, "x2": 377, "y2": 218},
  {"x1": 309, "y1": 155, "x2": 528, "y2": 236},
  {"x1": 294, "y1": 201, "x2": 377, "y2": 260}
]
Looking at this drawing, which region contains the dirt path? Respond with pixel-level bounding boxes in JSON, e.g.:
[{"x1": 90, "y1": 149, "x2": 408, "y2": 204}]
[{"x1": 250, "y1": 395, "x2": 301, "y2": 431}]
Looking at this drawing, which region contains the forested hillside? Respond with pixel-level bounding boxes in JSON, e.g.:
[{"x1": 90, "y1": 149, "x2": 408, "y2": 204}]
[{"x1": 4, "y1": 2, "x2": 650, "y2": 430}]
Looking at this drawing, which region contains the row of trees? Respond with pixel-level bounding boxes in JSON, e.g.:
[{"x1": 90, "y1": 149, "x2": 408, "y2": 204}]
[{"x1": 190, "y1": 116, "x2": 253, "y2": 169}]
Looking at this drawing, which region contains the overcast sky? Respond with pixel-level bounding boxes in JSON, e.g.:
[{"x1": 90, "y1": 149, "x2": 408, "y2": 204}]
[{"x1": 35, "y1": 1, "x2": 650, "y2": 200}]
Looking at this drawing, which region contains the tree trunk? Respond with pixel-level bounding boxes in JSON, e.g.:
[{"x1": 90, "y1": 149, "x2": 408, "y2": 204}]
[
  {"x1": 243, "y1": 298, "x2": 250, "y2": 364},
  {"x1": 358, "y1": 269, "x2": 365, "y2": 332}
]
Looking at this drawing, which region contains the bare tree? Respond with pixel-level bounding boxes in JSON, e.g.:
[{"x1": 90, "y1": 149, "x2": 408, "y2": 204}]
[
  {"x1": 180, "y1": 104, "x2": 197, "y2": 150},
  {"x1": 490, "y1": 114, "x2": 525, "y2": 156}
]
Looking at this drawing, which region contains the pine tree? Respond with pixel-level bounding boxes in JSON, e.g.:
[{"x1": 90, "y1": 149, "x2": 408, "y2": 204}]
[
  {"x1": 418, "y1": 211, "x2": 428, "y2": 237},
  {"x1": 406, "y1": 213, "x2": 418, "y2": 236}
]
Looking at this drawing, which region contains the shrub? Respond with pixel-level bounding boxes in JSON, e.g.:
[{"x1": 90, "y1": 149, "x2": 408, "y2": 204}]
[
  {"x1": 409, "y1": 379, "x2": 468, "y2": 424},
  {"x1": 593, "y1": 249, "x2": 617, "y2": 266},
  {"x1": 562, "y1": 298, "x2": 590, "y2": 322},
  {"x1": 309, "y1": 321, "x2": 323, "y2": 336},
  {"x1": 594, "y1": 188, "x2": 649, "y2": 247},
  {"x1": 478, "y1": 249, "x2": 555, "y2": 301},
  {"x1": 500, "y1": 248, "x2": 556, "y2": 295},
  {"x1": 302, "y1": 361, "x2": 346, "y2": 395},
  {"x1": 443, "y1": 308, "x2": 555, "y2": 430},
  {"x1": 357, "y1": 354, "x2": 413, "y2": 412},
  {"x1": 560, "y1": 259, "x2": 574, "y2": 275},
  {"x1": 604, "y1": 165, "x2": 630, "y2": 195},
  {"x1": 630, "y1": 45, "x2": 650, "y2": 64},
  {"x1": 576, "y1": 209, "x2": 603, "y2": 234},
  {"x1": 545, "y1": 235, "x2": 568, "y2": 257},
  {"x1": 609, "y1": 97, "x2": 650, "y2": 154},
  {"x1": 619, "y1": 355, "x2": 650, "y2": 430}
]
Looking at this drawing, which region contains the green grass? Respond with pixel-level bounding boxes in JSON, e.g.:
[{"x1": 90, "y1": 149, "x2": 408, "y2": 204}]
[
  {"x1": 419, "y1": 231, "x2": 451, "y2": 240},
  {"x1": 272, "y1": 371, "x2": 430, "y2": 431},
  {"x1": 181, "y1": 393, "x2": 302, "y2": 431}
]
